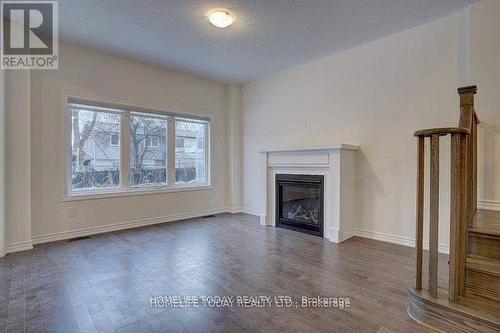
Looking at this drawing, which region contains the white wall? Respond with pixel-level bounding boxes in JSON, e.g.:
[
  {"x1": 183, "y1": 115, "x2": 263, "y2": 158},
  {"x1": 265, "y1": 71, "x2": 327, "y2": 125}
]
[
  {"x1": 28, "y1": 43, "x2": 228, "y2": 240},
  {"x1": 242, "y1": 0, "x2": 500, "y2": 249},
  {"x1": 470, "y1": 0, "x2": 500, "y2": 207},
  {"x1": 5, "y1": 70, "x2": 32, "y2": 251},
  {"x1": 243, "y1": 12, "x2": 468, "y2": 249},
  {"x1": 4, "y1": 0, "x2": 499, "y2": 252},
  {"x1": 226, "y1": 85, "x2": 243, "y2": 212}
]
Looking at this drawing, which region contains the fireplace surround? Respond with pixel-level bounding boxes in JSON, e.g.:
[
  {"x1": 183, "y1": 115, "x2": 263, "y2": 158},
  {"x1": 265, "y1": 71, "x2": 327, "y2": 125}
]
[
  {"x1": 276, "y1": 174, "x2": 324, "y2": 236},
  {"x1": 258, "y1": 144, "x2": 359, "y2": 243}
]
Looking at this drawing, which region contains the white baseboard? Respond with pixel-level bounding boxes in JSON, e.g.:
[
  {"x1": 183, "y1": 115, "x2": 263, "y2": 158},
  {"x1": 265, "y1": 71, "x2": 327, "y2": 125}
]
[
  {"x1": 355, "y1": 228, "x2": 449, "y2": 254},
  {"x1": 6, "y1": 240, "x2": 33, "y2": 254},
  {"x1": 32, "y1": 207, "x2": 228, "y2": 245},
  {"x1": 328, "y1": 228, "x2": 355, "y2": 243},
  {"x1": 6, "y1": 206, "x2": 457, "y2": 255},
  {"x1": 240, "y1": 210, "x2": 447, "y2": 252},
  {"x1": 242, "y1": 207, "x2": 264, "y2": 216},
  {"x1": 227, "y1": 207, "x2": 243, "y2": 214},
  {"x1": 240, "y1": 209, "x2": 449, "y2": 253},
  {"x1": 478, "y1": 199, "x2": 500, "y2": 211}
]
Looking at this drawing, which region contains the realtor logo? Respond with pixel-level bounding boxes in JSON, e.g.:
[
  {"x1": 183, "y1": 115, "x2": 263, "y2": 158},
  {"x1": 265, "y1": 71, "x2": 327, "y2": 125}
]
[{"x1": 1, "y1": 1, "x2": 58, "y2": 69}]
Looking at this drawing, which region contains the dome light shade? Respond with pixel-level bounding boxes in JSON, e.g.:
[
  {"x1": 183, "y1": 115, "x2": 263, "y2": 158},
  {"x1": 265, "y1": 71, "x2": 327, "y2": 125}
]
[{"x1": 208, "y1": 10, "x2": 234, "y2": 28}]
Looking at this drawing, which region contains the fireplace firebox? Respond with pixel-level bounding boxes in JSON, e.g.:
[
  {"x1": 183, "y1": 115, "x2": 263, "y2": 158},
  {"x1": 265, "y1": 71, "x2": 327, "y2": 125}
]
[{"x1": 275, "y1": 174, "x2": 324, "y2": 237}]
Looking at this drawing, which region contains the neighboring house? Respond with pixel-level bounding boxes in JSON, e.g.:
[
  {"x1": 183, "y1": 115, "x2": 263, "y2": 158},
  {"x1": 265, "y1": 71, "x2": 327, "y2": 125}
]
[{"x1": 72, "y1": 118, "x2": 205, "y2": 183}]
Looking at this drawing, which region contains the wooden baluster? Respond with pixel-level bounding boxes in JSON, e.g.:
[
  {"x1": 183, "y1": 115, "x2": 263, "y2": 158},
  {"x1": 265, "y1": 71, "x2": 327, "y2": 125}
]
[
  {"x1": 458, "y1": 133, "x2": 468, "y2": 296},
  {"x1": 429, "y1": 134, "x2": 440, "y2": 298},
  {"x1": 471, "y1": 116, "x2": 478, "y2": 216},
  {"x1": 416, "y1": 137, "x2": 424, "y2": 290},
  {"x1": 449, "y1": 133, "x2": 466, "y2": 300}
]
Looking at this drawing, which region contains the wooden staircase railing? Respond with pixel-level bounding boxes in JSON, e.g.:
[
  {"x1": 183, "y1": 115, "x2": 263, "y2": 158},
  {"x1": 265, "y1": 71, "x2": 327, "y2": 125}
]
[
  {"x1": 409, "y1": 86, "x2": 500, "y2": 331},
  {"x1": 413, "y1": 86, "x2": 478, "y2": 301}
]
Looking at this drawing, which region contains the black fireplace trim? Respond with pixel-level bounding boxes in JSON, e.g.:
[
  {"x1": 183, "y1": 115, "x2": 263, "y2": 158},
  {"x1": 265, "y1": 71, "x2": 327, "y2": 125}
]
[{"x1": 275, "y1": 174, "x2": 324, "y2": 237}]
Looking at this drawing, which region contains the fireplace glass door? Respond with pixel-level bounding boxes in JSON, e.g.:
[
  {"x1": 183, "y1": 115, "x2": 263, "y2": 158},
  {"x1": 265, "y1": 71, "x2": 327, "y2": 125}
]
[{"x1": 276, "y1": 174, "x2": 324, "y2": 236}]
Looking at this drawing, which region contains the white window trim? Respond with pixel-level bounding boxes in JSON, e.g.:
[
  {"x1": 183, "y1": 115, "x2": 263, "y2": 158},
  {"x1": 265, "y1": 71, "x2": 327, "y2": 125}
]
[{"x1": 62, "y1": 94, "x2": 212, "y2": 201}]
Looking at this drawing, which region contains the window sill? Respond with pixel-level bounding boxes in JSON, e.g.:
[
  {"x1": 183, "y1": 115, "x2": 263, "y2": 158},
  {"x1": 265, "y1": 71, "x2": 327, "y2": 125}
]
[{"x1": 63, "y1": 184, "x2": 213, "y2": 202}]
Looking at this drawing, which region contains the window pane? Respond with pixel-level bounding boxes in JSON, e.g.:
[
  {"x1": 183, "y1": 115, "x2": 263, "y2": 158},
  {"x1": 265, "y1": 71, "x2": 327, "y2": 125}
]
[
  {"x1": 71, "y1": 109, "x2": 120, "y2": 191},
  {"x1": 111, "y1": 134, "x2": 119, "y2": 146},
  {"x1": 129, "y1": 113, "x2": 167, "y2": 186},
  {"x1": 175, "y1": 120, "x2": 207, "y2": 184}
]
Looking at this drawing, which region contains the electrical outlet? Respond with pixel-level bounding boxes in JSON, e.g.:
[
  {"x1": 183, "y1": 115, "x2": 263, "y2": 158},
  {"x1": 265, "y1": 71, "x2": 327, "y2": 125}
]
[{"x1": 68, "y1": 207, "x2": 77, "y2": 217}]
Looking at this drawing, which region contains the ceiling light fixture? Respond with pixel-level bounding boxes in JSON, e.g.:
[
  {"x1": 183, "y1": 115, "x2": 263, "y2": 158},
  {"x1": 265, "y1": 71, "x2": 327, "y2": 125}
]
[{"x1": 208, "y1": 9, "x2": 234, "y2": 28}]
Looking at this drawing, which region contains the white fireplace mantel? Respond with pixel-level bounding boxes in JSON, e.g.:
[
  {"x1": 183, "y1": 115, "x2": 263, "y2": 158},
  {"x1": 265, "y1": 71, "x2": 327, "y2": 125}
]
[{"x1": 258, "y1": 144, "x2": 360, "y2": 243}]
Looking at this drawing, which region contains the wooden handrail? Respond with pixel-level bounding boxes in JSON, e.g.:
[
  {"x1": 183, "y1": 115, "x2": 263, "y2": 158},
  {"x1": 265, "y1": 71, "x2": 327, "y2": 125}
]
[
  {"x1": 414, "y1": 127, "x2": 470, "y2": 137},
  {"x1": 414, "y1": 85, "x2": 479, "y2": 302}
]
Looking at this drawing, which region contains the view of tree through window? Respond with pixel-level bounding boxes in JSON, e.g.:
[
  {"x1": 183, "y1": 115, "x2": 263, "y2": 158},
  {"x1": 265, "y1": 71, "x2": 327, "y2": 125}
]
[
  {"x1": 175, "y1": 120, "x2": 207, "y2": 184},
  {"x1": 68, "y1": 99, "x2": 210, "y2": 195},
  {"x1": 129, "y1": 113, "x2": 167, "y2": 186},
  {"x1": 71, "y1": 108, "x2": 121, "y2": 190}
]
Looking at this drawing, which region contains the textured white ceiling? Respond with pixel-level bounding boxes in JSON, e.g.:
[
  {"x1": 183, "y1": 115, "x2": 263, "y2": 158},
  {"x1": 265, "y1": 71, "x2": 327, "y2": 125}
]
[{"x1": 57, "y1": 0, "x2": 478, "y2": 84}]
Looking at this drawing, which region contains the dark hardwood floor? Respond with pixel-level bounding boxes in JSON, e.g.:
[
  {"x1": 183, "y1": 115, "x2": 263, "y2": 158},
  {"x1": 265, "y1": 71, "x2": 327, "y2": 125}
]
[{"x1": 0, "y1": 213, "x2": 437, "y2": 332}]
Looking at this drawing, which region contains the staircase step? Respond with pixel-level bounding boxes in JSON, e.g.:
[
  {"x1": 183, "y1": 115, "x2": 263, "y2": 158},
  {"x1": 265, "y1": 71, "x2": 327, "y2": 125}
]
[
  {"x1": 469, "y1": 226, "x2": 500, "y2": 239},
  {"x1": 474, "y1": 209, "x2": 500, "y2": 226},
  {"x1": 408, "y1": 287, "x2": 500, "y2": 332},
  {"x1": 468, "y1": 221, "x2": 500, "y2": 260},
  {"x1": 465, "y1": 256, "x2": 500, "y2": 301},
  {"x1": 469, "y1": 220, "x2": 500, "y2": 239},
  {"x1": 466, "y1": 257, "x2": 500, "y2": 277},
  {"x1": 468, "y1": 236, "x2": 500, "y2": 260}
]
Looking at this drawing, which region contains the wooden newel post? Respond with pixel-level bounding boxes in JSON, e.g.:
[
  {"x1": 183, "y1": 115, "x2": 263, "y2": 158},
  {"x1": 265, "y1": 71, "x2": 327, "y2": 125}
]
[
  {"x1": 453, "y1": 85, "x2": 477, "y2": 300},
  {"x1": 458, "y1": 85, "x2": 478, "y2": 222},
  {"x1": 457, "y1": 85, "x2": 477, "y2": 112}
]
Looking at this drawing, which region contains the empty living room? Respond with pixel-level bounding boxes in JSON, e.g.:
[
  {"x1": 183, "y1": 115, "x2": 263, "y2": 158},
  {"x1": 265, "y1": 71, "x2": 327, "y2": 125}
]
[{"x1": 1, "y1": 0, "x2": 500, "y2": 332}]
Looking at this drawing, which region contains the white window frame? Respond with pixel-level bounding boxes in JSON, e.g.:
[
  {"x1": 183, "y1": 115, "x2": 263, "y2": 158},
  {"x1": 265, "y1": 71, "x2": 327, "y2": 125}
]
[{"x1": 62, "y1": 94, "x2": 212, "y2": 201}]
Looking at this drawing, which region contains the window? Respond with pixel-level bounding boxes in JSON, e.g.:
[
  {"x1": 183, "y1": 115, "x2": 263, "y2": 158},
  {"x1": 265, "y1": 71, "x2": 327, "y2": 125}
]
[
  {"x1": 130, "y1": 113, "x2": 167, "y2": 187},
  {"x1": 144, "y1": 136, "x2": 160, "y2": 147},
  {"x1": 176, "y1": 138, "x2": 184, "y2": 148},
  {"x1": 110, "y1": 134, "x2": 119, "y2": 146},
  {"x1": 175, "y1": 120, "x2": 207, "y2": 184},
  {"x1": 66, "y1": 98, "x2": 210, "y2": 197},
  {"x1": 70, "y1": 108, "x2": 121, "y2": 191}
]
